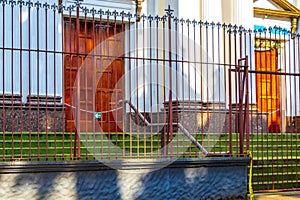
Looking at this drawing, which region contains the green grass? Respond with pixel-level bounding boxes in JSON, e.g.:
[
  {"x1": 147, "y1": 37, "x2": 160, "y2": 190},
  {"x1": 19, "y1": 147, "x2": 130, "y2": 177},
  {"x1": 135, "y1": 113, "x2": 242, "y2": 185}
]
[
  {"x1": 0, "y1": 131, "x2": 238, "y2": 161},
  {"x1": 247, "y1": 132, "x2": 300, "y2": 191},
  {"x1": 1, "y1": 131, "x2": 300, "y2": 191}
]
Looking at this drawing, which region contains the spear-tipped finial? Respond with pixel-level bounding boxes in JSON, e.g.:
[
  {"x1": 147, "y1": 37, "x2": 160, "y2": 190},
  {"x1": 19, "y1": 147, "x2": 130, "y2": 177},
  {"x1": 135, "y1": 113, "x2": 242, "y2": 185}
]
[
  {"x1": 75, "y1": 0, "x2": 83, "y2": 7},
  {"x1": 165, "y1": 5, "x2": 174, "y2": 18}
]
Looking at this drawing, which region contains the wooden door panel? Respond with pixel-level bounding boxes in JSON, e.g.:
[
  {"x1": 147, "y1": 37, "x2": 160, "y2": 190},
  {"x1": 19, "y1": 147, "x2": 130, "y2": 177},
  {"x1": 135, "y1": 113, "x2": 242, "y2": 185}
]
[
  {"x1": 255, "y1": 49, "x2": 280, "y2": 132},
  {"x1": 71, "y1": 56, "x2": 84, "y2": 68},
  {"x1": 64, "y1": 19, "x2": 124, "y2": 132},
  {"x1": 98, "y1": 73, "x2": 113, "y2": 89},
  {"x1": 78, "y1": 38, "x2": 93, "y2": 53}
]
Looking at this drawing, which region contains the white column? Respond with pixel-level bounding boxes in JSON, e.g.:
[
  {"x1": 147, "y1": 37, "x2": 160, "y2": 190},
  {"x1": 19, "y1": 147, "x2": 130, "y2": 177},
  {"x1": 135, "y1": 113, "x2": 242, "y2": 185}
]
[
  {"x1": 178, "y1": 0, "x2": 199, "y2": 19},
  {"x1": 175, "y1": 0, "x2": 225, "y2": 103},
  {"x1": 0, "y1": 1, "x2": 63, "y2": 103},
  {"x1": 125, "y1": 0, "x2": 179, "y2": 112},
  {"x1": 222, "y1": 0, "x2": 255, "y2": 105},
  {"x1": 28, "y1": 4, "x2": 63, "y2": 100},
  {"x1": 222, "y1": 0, "x2": 253, "y2": 29},
  {"x1": 200, "y1": 0, "x2": 222, "y2": 22},
  {"x1": 200, "y1": 0, "x2": 225, "y2": 103},
  {"x1": 147, "y1": 0, "x2": 178, "y2": 18},
  {"x1": 175, "y1": 0, "x2": 201, "y2": 102},
  {"x1": 0, "y1": 5, "x2": 21, "y2": 97}
]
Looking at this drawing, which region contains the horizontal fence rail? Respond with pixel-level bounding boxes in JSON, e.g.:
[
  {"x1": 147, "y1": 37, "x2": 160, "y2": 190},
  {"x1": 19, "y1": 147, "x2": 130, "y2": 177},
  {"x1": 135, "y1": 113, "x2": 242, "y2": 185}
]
[{"x1": 0, "y1": 0, "x2": 300, "y2": 192}]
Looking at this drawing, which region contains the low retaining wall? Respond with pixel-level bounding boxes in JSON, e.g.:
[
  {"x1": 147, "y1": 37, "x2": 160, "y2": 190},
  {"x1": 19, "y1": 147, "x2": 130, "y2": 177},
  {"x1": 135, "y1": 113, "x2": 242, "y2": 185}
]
[
  {"x1": 0, "y1": 158, "x2": 250, "y2": 200},
  {"x1": 0, "y1": 95, "x2": 64, "y2": 132}
]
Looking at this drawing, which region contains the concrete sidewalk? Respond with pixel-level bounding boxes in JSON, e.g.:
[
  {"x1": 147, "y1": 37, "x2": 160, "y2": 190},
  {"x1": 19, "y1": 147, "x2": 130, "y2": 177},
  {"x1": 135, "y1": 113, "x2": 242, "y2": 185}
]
[{"x1": 254, "y1": 191, "x2": 300, "y2": 199}]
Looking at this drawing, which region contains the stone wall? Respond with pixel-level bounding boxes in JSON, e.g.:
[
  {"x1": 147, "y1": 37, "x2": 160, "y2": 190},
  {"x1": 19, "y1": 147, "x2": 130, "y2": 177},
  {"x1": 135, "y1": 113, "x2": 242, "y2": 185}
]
[
  {"x1": 0, "y1": 158, "x2": 250, "y2": 200},
  {"x1": 0, "y1": 95, "x2": 65, "y2": 132},
  {"x1": 124, "y1": 101, "x2": 268, "y2": 134},
  {"x1": 286, "y1": 116, "x2": 300, "y2": 133}
]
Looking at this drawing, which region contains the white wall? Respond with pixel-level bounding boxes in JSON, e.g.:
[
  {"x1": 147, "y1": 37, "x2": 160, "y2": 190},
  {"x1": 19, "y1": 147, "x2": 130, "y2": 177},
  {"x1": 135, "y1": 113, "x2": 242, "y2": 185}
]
[
  {"x1": 0, "y1": 0, "x2": 135, "y2": 103},
  {"x1": 0, "y1": 0, "x2": 63, "y2": 102},
  {"x1": 64, "y1": 0, "x2": 135, "y2": 19}
]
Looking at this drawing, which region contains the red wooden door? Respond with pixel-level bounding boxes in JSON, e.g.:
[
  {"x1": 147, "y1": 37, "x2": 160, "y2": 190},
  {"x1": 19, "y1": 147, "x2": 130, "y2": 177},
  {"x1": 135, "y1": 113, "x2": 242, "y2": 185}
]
[
  {"x1": 64, "y1": 19, "x2": 124, "y2": 132},
  {"x1": 255, "y1": 49, "x2": 280, "y2": 133}
]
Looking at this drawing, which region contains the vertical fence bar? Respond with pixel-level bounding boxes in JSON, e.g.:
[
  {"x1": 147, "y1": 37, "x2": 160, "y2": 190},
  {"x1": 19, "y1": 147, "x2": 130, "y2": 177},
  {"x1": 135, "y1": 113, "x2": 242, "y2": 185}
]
[
  {"x1": 106, "y1": 11, "x2": 111, "y2": 159},
  {"x1": 166, "y1": 6, "x2": 173, "y2": 157},
  {"x1": 162, "y1": 15, "x2": 167, "y2": 157},
  {"x1": 243, "y1": 72, "x2": 248, "y2": 155},
  {"x1": 120, "y1": 12, "x2": 125, "y2": 158},
  {"x1": 217, "y1": 23, "x2": 221, "y2": 154},
  {"x1": 205, "y1": 21, "x2": 211, "y2": 155},
  {"x1": 238, "y1": 30, "x2": 243, "y2": 156},
  {"x1": 245, "y1": 56, "x2": 250, "y2": 152},
  {"x1": 45, "y1": 3, "x2": 49, "y2": 160},
  {"x1": 83, "y1": 8, "x2": 87, "y2": 160},
  {"x1": 98, "y1": 10, "x2": 103, "y2": 159},
  {"x1": 155, "y1": 15, "x2": 160, "y2": 157},
  {"x1": 233, "y1": 26, "x2": 239, "y2": 155},
  {"x1": 1, "y1": 1, "x2": 5, "y2": 161},
  {"x1": 296, "y1": 34, "x2": 300, "y2": 189},
  {"x1": 137, "y1": 13, "x2": 141, "y2": 157},
  {"x1": 247, "y1": 29, "x2": 252, "y2": 153},
  {"x1": 286, "y1": 31, "x2": 292, "y2": 190},
  {"x1": 253, "y1": 30, "x2": 259, "y2": 186},
  {"x1": 75, "y1": 1, "x2": 81, "y2": 159},
  {"x1": 263, "y1": 28, "x2": 267, "y2": 188},
  {"x1": 149, "y1": 15, "x2": 153, "y2": 157},
  {"x1": 277, "y1": 28, "x2": 282, "y2": 190},
  {"x1": 269, "y1": 29, "x2": 274, "y2": 189},
  {"x1": 128, "y1": 14, "x2": 133, "y2": 157},
  {"x1": 28, "y1": 1, "x2": 32, "y2": 160},
  {"x1": 60, "y1": 3, "x2": 66, "y2": 160},
  {"x1": 19, "y1": 0, "x2": 23, "y2": 160},
  {"x1": 113, "y1": 10, "x2": 118, "y2": 159},
  {"x1": 282, "y1": 30, "x2": 287, "y2": 190},
  {"x1": 142, "y1": 14, "x2": 146, "y2": 157},
  {"x1": 174, "y1": 17, "x2": 179, "y2": 157},
  {"x1": 244, "y1": 57, "x2": 249, "y2": 153},
  {"x1": 91, "y1": 8, "x2": 95, "y2": 159},
  {"x1": 67, "y1": 8, "x2": 72, "y2": 160},
  {"x1": 211, "y1": 22, "x2": 215, "y2": 153},
  {"x1": 180, "y1": 18, "x2": 185, "y2": 157},
  {"x1": 238, "y1": 61, "x2": 242, "y2": 155},
  {"x1": 223, "y1": 24, "x2": 228, "y2": 154},
  {"x1": 292, "y1": 30, "x2": 296, "y2": 187},
  {"x1": 228, "y1": 66, "x2": 233, "y2": 156},
  {"x1": 288, "y1": 34, "x2": 292, "y2": 187},
  {"x1": 228, "y1": 27, "x2": 233, "y2": 155},
  {"x1": 255, "y1": 30, "x2": 264, "y2": 191},
  {"x1": 73, "y1": 8, "x2": 77, "y2": 159},
  {"x1": 10, "y1": 0, "x2": 15, "y2": 160},
  {"x1": 187, "y1": 19, "x2": 191, "y2": 156},
  {"x1": 53, "y1": 3, "x2": 57, "y2": 160},
  {"x1": 272, "y1": 28, "x2": 278, "y2": 190},
  {"x1": 200, "y1": 21, "x2": 204, "y2": 152},
  {"x1": 36, "y1": 1, "x2": 41, "y2": 160}
]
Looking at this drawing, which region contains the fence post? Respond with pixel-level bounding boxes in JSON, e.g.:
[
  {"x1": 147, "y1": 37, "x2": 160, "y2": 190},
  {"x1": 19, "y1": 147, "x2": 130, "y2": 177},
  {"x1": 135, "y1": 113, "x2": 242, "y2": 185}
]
[
  {"x1": 74, "y1": 0, "x2": 83, "y2": 160},
  {"x1": 165, "y1": 5, "x2": 174, "y2": 157}
]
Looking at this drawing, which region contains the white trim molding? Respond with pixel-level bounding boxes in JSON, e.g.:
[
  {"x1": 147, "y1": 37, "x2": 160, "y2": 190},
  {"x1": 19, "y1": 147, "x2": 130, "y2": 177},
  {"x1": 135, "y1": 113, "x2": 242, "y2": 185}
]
[{"x1": 64, "y1": 0, "x2": 136, "y2": 15}]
